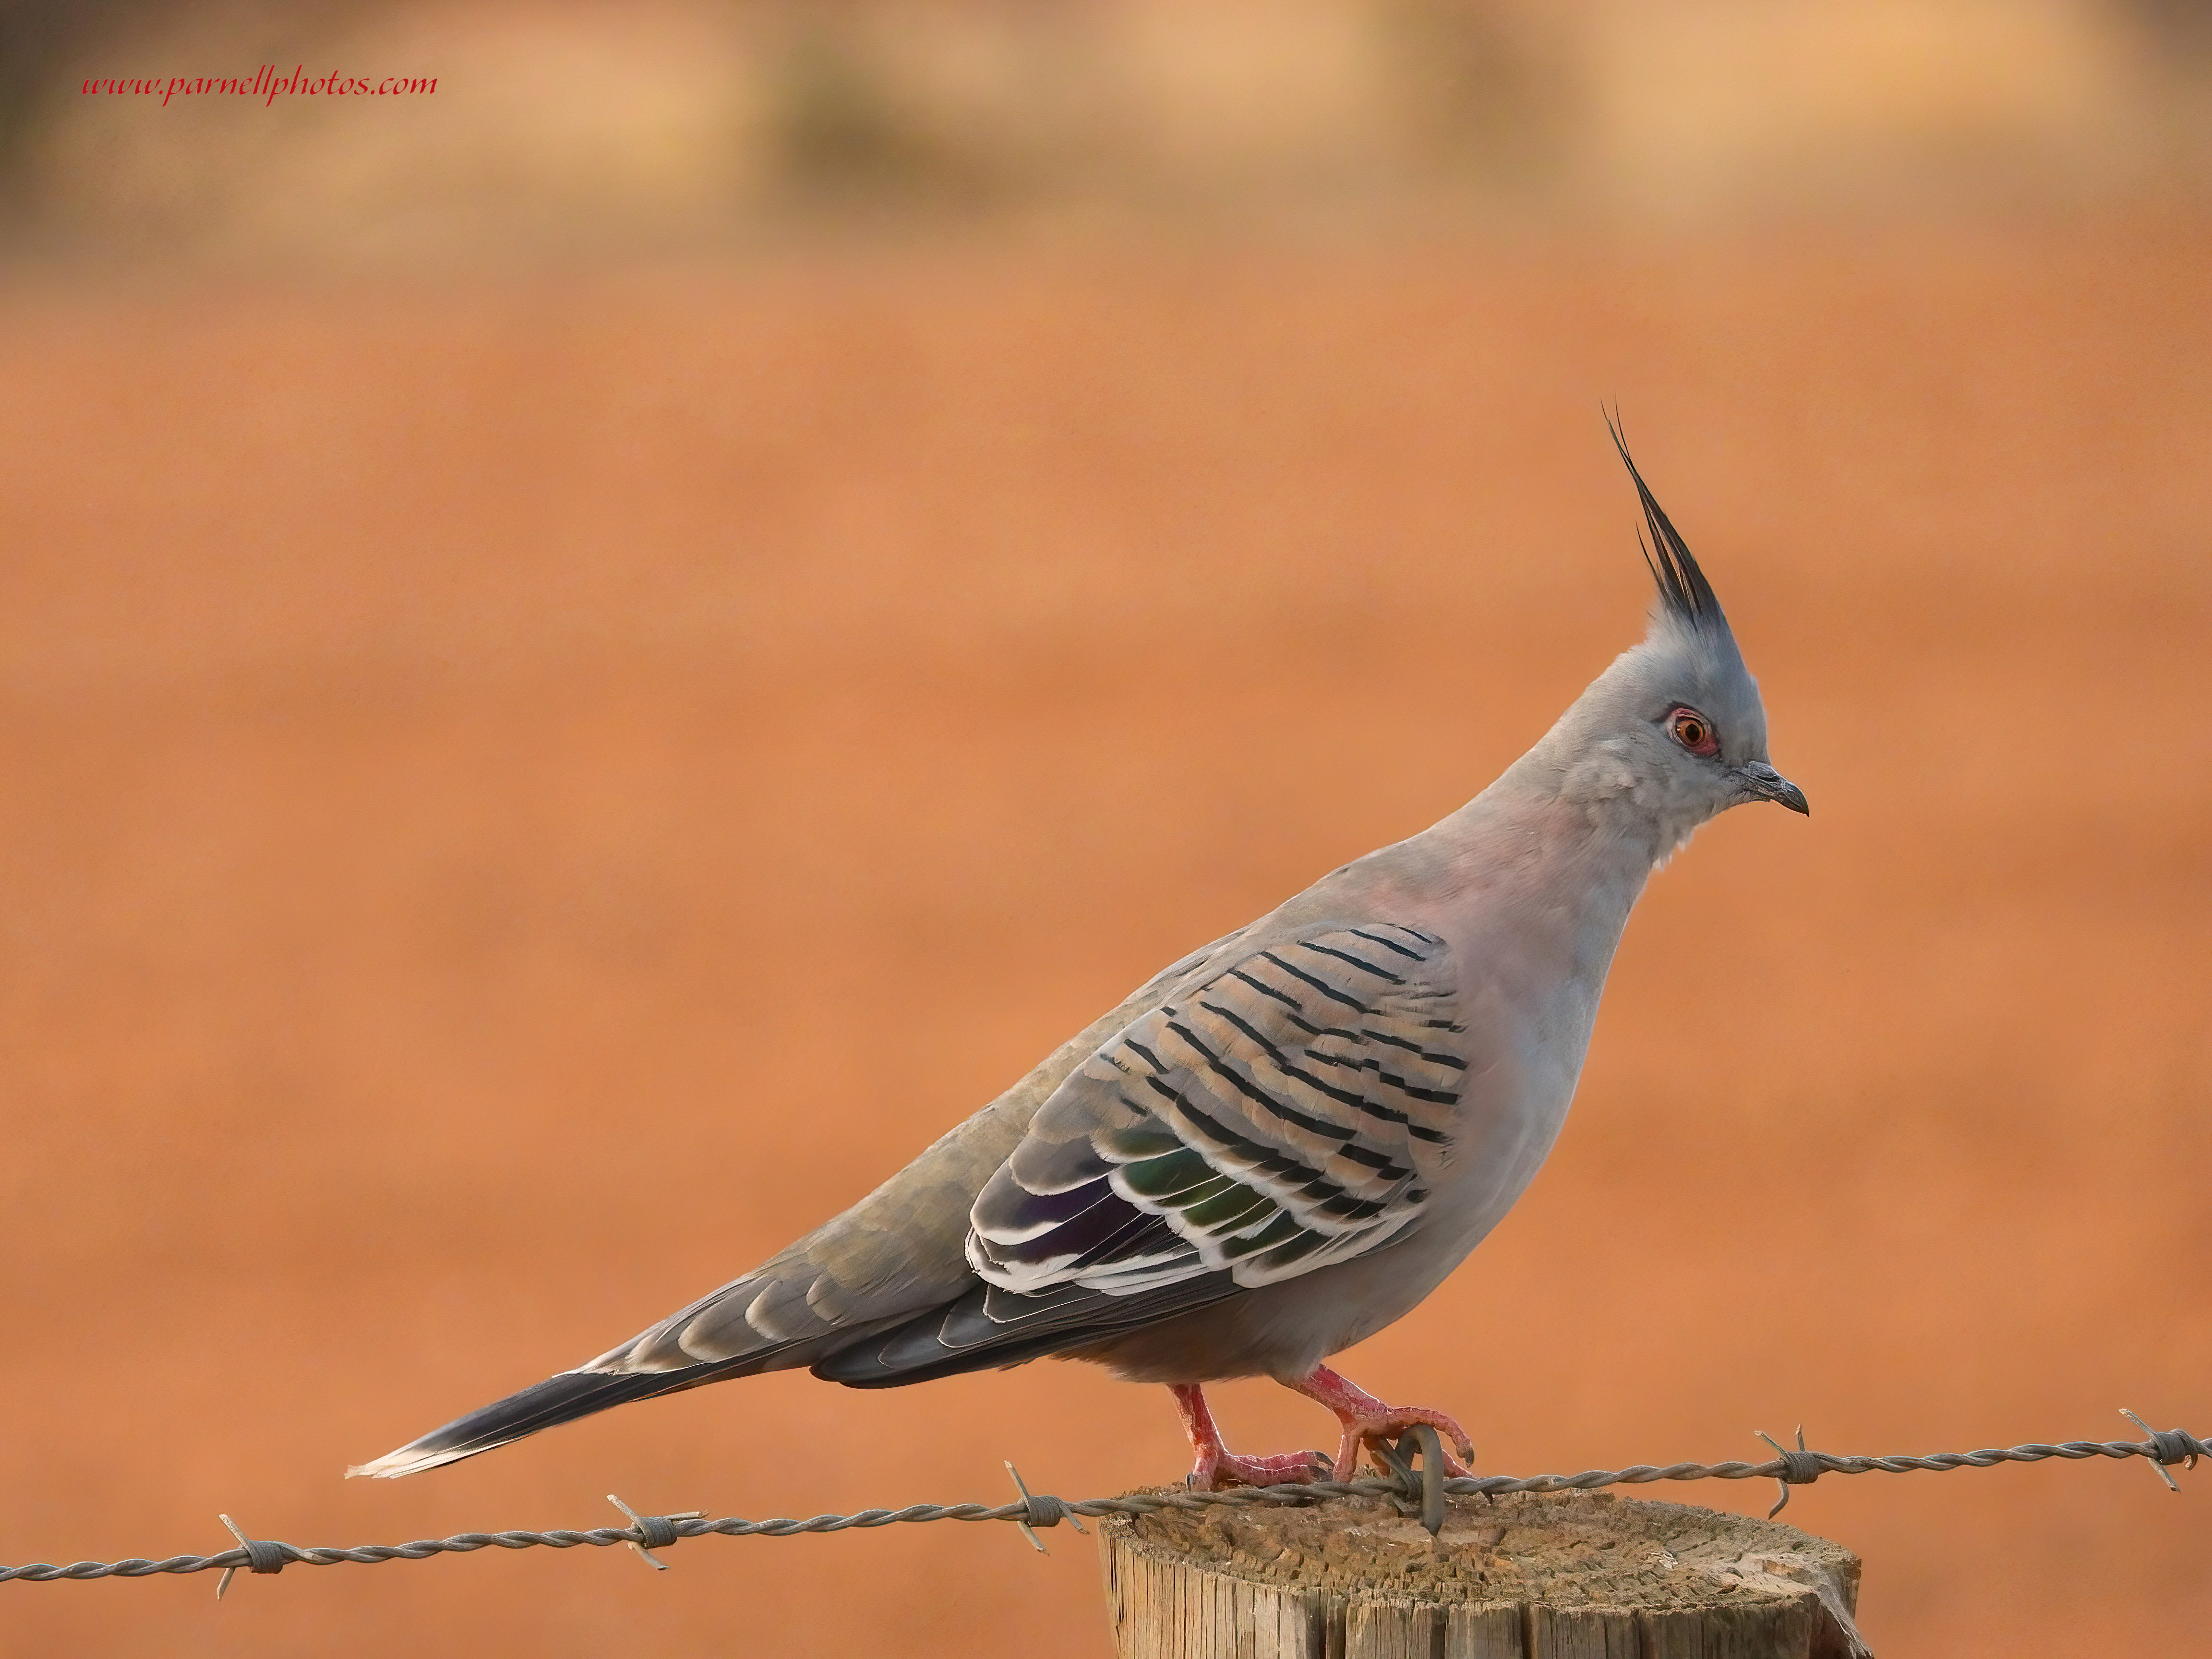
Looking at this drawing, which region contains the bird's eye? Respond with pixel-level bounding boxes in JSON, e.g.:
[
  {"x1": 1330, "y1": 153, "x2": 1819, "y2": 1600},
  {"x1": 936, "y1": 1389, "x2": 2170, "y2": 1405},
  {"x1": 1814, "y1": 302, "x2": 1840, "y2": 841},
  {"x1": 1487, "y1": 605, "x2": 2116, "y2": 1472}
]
[{"x1": 1667, "y1": 708, "x2": 1719, "y2": 757}]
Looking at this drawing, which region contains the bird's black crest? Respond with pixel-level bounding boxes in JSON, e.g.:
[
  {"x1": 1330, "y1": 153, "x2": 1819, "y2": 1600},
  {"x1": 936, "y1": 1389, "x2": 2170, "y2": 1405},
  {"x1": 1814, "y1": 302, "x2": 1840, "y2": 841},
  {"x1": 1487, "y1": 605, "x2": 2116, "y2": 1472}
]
[{"x1": 1606, "y1": 414, "x2": 1723, "y2": 628}]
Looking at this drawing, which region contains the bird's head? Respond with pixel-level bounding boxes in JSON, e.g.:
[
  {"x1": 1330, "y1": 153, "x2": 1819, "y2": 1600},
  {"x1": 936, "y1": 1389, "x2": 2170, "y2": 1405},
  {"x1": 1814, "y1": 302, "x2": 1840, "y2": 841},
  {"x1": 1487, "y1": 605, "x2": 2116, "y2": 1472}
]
[{"x1": 1547, "y1": 423, "x2": 1807, "y2": 855}]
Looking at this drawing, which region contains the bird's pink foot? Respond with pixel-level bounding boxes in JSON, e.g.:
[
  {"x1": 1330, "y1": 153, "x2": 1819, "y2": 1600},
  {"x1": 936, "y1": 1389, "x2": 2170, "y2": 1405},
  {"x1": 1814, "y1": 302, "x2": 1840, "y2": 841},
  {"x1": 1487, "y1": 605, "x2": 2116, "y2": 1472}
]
[
  {"x1": 1169, "y1": 1383, "x2": 1330, "y2": 1491},
  {"x1": 1289, "y1": 1365, "x2": 1477, "y2": 1480},
  {"x1": 1188, "y1": 1445, "x2": 1333, "y2": 1491}
]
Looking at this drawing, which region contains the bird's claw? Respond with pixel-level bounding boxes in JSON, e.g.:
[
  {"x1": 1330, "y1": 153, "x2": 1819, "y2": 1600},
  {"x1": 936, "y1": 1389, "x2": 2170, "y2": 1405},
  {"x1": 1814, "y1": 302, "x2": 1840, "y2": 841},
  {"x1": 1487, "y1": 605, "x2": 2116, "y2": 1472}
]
[
  {"x1": 1186, "y1": 1447, "x2": 1332, "y2": 1491},
  {"x1": 1337, "y1": 1409, "x2": 1476, "y2": 1482}
]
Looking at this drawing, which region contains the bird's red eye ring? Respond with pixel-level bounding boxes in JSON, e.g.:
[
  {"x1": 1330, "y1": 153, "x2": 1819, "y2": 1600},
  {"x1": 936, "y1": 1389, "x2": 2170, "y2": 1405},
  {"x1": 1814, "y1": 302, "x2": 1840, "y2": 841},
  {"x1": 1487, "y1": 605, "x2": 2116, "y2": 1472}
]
[{"x1": 1667, "y1": 708, "x2": 1719, "y2": 757}]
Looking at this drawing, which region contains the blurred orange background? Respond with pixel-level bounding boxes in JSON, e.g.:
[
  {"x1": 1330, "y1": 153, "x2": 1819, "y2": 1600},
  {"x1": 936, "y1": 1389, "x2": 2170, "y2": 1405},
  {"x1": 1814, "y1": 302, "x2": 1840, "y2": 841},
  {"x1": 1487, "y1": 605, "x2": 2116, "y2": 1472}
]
[{"x1": 0, "y1": 4, "x2": 2209, "y2": 1657}]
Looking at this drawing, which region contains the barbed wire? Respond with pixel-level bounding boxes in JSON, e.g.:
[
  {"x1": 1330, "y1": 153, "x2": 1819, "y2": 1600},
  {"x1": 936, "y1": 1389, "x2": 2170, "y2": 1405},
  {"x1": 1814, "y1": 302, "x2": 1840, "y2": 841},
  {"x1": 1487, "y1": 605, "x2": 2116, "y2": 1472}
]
[{"x1": 1, "y1": 1412, "x2": 2198, "y2": 1596}]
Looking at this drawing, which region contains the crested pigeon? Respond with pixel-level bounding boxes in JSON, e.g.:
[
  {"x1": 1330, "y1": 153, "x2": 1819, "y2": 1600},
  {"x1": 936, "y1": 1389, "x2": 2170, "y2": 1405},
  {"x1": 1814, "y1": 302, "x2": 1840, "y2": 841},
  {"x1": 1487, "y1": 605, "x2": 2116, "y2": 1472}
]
[{"x1": 349, "y1": 427, "x2": 1806, "y2": 1489}]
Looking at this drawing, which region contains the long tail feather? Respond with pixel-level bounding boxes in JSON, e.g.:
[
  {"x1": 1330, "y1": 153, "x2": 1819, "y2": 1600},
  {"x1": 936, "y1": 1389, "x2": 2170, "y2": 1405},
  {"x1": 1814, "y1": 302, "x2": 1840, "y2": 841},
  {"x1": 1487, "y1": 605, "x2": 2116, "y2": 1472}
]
[{"x1": 345, "y1": 1365, "x2": 738, "y2": 1479}]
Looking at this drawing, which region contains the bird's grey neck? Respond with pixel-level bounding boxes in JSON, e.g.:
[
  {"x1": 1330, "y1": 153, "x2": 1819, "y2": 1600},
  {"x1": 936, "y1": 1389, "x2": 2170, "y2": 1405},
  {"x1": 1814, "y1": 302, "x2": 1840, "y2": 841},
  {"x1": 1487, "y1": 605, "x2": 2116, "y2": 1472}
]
[
  {"x1": 1409, "y1": 732, "x2": 1695, "y2": 988},
  {"x1": 1491, "y1": 721, "x2": 1711, "y2": 873}
]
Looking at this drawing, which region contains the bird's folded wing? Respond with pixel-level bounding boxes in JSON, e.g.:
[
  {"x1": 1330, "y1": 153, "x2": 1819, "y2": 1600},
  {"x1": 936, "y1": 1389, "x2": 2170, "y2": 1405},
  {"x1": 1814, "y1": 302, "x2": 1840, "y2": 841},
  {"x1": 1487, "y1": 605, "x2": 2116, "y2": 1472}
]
[
  {"x1": 970, "y1": 922, "x2": 1466, "y2": 1300},
  {"x1": 808, "y1": 922, "x2": 1470, "y2": 1386}
]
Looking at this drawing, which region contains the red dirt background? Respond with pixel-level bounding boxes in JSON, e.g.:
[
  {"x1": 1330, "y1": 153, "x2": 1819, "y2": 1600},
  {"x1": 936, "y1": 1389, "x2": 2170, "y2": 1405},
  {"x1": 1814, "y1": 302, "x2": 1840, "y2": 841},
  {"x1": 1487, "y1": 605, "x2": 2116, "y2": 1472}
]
[{"x1": 0, "y1": 221, "x2": 2207, "y2": 1655}]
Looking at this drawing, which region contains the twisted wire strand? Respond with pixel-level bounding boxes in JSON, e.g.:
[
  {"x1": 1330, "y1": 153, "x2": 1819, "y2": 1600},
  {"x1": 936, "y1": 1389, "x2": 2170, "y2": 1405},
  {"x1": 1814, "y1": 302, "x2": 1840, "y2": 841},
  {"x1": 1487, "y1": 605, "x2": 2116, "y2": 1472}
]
[{"x1": 1, "y1": 1425, "x2": 2199, "y2": 1586}]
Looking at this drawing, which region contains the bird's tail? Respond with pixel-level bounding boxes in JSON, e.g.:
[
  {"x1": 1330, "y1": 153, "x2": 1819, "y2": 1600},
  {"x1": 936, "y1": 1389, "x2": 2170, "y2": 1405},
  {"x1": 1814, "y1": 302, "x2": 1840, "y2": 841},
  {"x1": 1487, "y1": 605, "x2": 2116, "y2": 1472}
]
[{"x1": 345, "y1": 1364, "x2": 740, "y2": 1479}]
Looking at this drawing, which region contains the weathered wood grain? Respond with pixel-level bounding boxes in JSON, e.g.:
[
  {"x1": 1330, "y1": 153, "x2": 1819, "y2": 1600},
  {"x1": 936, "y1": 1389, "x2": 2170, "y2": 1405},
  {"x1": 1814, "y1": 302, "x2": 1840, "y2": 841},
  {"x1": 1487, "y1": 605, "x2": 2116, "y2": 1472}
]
[{"x1": 1098, "y1": 1491, "x2": 1864, "y2": 1659}]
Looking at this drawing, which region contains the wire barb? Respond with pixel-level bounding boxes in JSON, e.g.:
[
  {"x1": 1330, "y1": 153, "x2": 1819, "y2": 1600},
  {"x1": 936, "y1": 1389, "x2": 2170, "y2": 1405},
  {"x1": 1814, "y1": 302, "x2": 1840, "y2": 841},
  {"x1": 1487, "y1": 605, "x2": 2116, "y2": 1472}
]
[
  {"x1": 3, "y1": 1419, "x2": 2200, "y2": 1588},
  {"x1": 605, "y1": 1495, "x2": 704, "y2": 1571},
  {"x1": 2119, "y1": 1409, "x2": 2199, "y2": 1493},
  {"x1": 1373, "y1": 1424, "x2": 1449, "y2": 1537},
  {"x1": 1002, "y1": 1461, "x2": 1082, "y2": 1554},
  {"x1": 212, "y1": 1514, "x2": 291, "y2": 1601},
  {"x1": 1756, "y1": 1427, "x2": 1823, "y2": 1518}
]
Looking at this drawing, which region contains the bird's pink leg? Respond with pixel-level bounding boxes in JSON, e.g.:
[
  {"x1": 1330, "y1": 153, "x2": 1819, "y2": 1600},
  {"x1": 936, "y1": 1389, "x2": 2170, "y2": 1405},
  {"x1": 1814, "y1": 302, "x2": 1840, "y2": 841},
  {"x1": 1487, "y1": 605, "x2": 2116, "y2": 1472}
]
[
  {"x1": 1286, "y1": 1365, "x2": 1477, "y2": 1481},
  {"x1": 1169, "y1": 1383, "x2": 1331, "y2": 1491}
]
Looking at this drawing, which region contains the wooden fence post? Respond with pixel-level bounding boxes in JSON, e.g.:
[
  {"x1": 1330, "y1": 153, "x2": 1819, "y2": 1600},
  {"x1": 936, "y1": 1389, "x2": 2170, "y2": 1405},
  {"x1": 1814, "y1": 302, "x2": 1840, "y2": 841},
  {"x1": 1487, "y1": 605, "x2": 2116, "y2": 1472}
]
[{"x1": 1097, "y1": 1489, "x2": 1867, "y2": 1659}]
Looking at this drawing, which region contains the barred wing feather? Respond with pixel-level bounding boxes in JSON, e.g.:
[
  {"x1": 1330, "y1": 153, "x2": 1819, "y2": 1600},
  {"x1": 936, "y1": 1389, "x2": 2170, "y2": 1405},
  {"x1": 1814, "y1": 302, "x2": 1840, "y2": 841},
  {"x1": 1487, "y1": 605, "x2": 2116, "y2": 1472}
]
[{"x1": 969, "y1": 924, "x2": 1465, "y2": 1299}]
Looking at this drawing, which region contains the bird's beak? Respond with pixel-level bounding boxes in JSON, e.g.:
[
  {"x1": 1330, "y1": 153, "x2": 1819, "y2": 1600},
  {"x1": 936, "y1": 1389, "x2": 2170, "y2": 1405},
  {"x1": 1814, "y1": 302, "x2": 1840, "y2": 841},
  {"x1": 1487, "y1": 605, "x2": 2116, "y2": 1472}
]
[{"x1": 1739, "y1": 760, "x2": 1809, "y2": 816}]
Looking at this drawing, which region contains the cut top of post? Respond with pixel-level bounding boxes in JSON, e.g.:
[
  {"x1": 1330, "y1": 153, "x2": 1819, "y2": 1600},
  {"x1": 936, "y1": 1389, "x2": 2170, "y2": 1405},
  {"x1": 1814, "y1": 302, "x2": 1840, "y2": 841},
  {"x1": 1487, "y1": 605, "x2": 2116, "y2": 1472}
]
[{"x1": 1099, "y1": 1489, "x2": 1866, "y2": 1659}]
